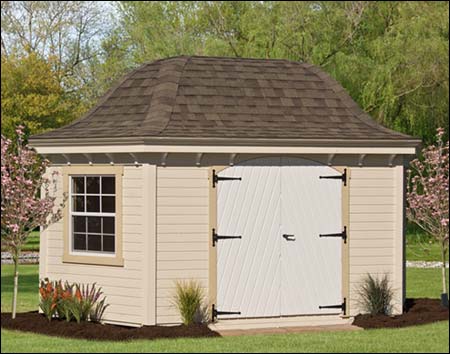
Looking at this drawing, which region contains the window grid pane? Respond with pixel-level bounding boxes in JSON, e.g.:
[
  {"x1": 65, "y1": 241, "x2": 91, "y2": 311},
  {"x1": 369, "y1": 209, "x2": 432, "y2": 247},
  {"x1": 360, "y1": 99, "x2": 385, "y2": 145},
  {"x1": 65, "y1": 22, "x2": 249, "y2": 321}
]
[{"x1": 70, "y1": 175, "x2": 116, "y2": 254}]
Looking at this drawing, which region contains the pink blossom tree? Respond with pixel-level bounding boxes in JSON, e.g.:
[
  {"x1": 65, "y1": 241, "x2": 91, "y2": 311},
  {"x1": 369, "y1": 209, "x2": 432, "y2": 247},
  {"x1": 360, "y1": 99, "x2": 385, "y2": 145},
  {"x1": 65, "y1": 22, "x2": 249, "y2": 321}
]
[
  {"x1": 1, "y1": 127, "x2": 65, "y2": 319},
  {"x1": 407, "y1": 128, "x2": 449, "y2": 306}
]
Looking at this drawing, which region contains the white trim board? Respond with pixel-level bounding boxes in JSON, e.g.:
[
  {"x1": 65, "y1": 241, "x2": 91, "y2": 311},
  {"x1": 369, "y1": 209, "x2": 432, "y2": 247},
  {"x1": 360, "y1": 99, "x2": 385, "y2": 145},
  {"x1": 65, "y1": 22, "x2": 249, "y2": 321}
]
[{"x1": 35, "y1": 145, "x2": 416, "y2": 155}]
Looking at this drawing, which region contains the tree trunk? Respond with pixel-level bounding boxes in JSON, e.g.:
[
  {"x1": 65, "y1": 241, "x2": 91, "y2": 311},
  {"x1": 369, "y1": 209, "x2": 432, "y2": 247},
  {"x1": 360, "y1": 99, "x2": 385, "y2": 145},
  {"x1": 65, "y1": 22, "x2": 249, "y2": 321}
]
[
  {"x1": 12, "y1": 252, "x2": 19, "y2": 319},
  {"x1": 441, "y1": 247, "x2": 448, "y2": 295},
  {"x1": 440, "y1": 245, "x2": 449, "y2": 308}
]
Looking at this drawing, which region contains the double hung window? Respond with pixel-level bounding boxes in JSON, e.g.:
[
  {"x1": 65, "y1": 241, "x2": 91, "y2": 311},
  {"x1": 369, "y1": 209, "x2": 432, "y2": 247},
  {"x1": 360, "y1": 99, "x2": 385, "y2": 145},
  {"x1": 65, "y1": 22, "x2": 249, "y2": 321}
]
[{"x1": 70, "y1": 176, "x2": 116, "y2": 254}]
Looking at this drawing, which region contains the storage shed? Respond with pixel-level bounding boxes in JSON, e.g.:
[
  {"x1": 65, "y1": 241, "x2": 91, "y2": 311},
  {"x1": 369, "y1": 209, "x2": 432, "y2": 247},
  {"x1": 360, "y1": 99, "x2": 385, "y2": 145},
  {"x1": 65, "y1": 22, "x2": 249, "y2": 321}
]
[{"x1": 30, "y1": 56, "x2": 420, "y2": 327}]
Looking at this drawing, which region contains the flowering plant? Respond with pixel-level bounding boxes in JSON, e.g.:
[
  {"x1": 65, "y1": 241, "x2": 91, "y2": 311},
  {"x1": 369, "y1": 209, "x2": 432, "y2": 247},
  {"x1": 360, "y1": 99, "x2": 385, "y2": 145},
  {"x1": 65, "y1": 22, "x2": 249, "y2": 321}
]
[
  {"x1": 68, "y1": 283, "x2": 107, "y2": 323},
  {"x1": 1, "y1": 126, "x2": 65, "y2": 319},
  {"x1": 407, "y1": 127, "x2": 449, "y2": 303},
  {"x1": 39, "y1": 279, "x2": 58, "y2": 321},
  {"x1": 39, "y1": 279, "x2": 109, "y2": 323}
]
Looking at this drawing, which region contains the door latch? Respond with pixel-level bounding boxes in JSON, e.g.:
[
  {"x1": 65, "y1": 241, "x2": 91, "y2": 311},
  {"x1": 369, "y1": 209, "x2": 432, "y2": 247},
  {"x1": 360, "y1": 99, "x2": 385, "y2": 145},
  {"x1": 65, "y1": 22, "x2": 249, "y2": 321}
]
[{"x1": 282, "y1": 234, "x2": 296, "y2": 241}]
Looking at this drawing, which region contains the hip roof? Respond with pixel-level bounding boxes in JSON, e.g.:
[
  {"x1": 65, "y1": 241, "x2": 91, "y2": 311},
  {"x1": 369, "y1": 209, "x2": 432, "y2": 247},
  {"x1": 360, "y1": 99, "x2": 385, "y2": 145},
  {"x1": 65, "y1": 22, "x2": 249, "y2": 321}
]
[{"x1": 30, "y1": 56, "x2": 420, "y2": 148}]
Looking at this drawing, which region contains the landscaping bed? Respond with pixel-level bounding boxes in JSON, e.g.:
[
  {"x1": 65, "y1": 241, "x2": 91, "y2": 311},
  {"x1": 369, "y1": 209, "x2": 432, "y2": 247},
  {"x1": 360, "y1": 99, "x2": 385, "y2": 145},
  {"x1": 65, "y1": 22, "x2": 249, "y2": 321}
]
[
  {"x1": 354, "y1": 298, "x2": 449, "y2": 329},
  {"x1": 1, "y1": 312, "x2": 220, "y2": 341}
]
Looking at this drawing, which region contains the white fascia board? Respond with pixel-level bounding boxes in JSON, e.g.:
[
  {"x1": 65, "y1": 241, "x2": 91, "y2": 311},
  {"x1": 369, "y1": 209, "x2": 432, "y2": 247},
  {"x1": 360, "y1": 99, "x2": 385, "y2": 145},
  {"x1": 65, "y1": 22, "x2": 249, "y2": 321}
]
[{"x1": 34, "y1": 144, "x2": 417, "y2": 155}]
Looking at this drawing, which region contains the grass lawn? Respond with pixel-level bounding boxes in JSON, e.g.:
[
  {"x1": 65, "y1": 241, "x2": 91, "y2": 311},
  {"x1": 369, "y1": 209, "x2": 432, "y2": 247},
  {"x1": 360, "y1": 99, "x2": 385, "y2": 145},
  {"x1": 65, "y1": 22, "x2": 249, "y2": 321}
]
[
  {"x1": 1, "y1": 265, "x2": 38, "y2": 313},
  {"x1": 1, "y1": 264, "x2": 449, "y2": 353},
  {"x1": 406, "y1": 242, "x2": 442, "y2": 262},
  {"x1": 406, "y1": 268, "x2": 449, "y2": 299},
  {"x1": 2, "y1": 321, "x2": 448, "y2": 353},
  {"x1": 405, "y1": 229, "x2": 443, "y2": 262}
]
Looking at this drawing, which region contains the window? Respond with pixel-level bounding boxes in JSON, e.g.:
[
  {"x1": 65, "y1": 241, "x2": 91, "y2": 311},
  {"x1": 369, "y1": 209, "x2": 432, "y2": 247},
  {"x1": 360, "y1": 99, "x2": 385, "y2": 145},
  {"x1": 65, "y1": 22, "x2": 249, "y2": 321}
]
[
  {"x1": 70, "y1": 175, "x2": 116, "y2": 254},
  {"x1": 63, "y1": 166, "x2": 123, "y2": 266}
]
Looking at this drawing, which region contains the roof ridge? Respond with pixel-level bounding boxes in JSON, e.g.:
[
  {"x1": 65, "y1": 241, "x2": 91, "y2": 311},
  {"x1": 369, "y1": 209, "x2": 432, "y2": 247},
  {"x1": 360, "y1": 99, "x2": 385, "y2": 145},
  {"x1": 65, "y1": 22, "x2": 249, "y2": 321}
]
[
  {"x1": 155, "y1": 56, "x2": 192, "y2": 136},
  {"x1": 139, "y1": 57, "x2": 190, "y2": 135},
  {"x1": 142, "y1": 55, "x2": 300, "y2": 64}
]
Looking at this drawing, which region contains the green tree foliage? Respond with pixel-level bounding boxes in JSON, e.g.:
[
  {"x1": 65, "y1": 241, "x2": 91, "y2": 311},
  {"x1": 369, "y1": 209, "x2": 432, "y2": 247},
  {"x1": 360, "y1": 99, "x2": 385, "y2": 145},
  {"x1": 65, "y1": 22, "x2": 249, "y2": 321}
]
[
  {"x1": 1, "y1": 1, "x2": 110, "y2": 136},
  {"x1": 1, "y1": 53, "x2": 76, "y2": 138},
  {"x1": 1, "y1": 1, "x2": 448, "y2": 143},
  {"x1": 104, "y1": 1, "x2": 448, "y2": 143},
  {"x1": 331, "y1": 2, "x2": 449, "y2": 143}
]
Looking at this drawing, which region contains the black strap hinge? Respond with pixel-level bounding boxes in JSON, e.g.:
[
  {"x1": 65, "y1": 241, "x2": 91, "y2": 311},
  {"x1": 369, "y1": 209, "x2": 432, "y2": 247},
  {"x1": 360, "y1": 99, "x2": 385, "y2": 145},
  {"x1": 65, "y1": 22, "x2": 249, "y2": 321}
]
[
  {"x1": 212, "y1": 228, "x2": 242, "y2": 247},
  {"x1": 319, "y1": 298, "x2": 347, "y2": 314},
  {"x1": 319, "y1": 168, "x2": 347, "y2": 186},
  {"x1": 319, "y1": 226, "x2": 347, "y2": 243},
  {"x1": 212, "y1": 169, "x2": 242, "y2": 188},
  {"x1": 212, "y1": 304, "x2": 241, "y2": 321}
]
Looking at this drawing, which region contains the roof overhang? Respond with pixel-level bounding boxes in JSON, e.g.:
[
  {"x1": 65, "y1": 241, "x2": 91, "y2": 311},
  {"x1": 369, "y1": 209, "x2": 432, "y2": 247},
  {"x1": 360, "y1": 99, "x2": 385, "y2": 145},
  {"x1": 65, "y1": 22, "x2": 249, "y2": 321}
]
[{"x1": 30, "y1": 136, "x2": 420, "y2": 156}]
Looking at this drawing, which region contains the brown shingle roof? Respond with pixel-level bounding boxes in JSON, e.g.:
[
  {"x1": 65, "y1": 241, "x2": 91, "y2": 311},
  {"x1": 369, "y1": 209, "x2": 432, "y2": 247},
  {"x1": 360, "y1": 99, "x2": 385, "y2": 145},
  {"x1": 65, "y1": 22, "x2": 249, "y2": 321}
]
[{"x1": 31, "y1": 56, "x2": 418, "y2": 145}]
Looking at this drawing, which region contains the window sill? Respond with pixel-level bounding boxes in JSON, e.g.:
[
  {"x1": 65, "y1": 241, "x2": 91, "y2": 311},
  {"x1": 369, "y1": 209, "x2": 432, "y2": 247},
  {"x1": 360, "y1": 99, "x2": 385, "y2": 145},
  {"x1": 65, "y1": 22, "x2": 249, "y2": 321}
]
[{"x1": 62, "y1": 254, "x2": 124, "y2": 267}]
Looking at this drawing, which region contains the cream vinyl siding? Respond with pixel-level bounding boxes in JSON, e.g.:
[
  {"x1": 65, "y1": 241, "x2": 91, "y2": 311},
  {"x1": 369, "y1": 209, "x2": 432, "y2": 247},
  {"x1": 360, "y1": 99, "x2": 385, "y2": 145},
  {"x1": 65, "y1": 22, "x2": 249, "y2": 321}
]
[
  {"x1": 348, "y1": 167, "x2": 403, "y2": 316},
  {"x1": 41, "y1": 166, "x2": 146, "y2": 325},
  {"x1": 40, "y1": 156, "x2": 406, "y2": 327},
  {"x1": 156, "y1": 167, "x2": 210, "y2": 324}
]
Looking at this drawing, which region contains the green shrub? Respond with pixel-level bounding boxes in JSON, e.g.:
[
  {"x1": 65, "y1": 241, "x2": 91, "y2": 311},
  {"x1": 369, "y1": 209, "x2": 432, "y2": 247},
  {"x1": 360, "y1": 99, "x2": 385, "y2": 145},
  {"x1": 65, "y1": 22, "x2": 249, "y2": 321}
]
[
  {"x1": 357, "y1": 274, "x2": 394, "y2": 315},
  {"x1": 173, "y1": 280, "x2": 206, "y2": 325}
]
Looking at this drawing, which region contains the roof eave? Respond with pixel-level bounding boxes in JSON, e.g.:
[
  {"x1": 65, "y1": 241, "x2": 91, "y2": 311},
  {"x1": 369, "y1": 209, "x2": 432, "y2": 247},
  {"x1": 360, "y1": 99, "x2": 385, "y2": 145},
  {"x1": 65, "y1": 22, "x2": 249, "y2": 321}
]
[{"x1": 29, "y1": 135, "x2": 421, "y2": 150}]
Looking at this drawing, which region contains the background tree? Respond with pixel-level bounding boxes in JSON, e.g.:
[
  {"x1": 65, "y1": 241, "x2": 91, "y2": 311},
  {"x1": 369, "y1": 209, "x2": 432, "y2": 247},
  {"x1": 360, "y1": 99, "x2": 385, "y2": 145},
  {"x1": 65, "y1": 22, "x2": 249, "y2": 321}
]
[
  {"x1": 1, "y1": 52, "x2": 75, "y2": 138},
  {"x1": 330, "y1": 1, "x2": 449, "y2": 144},
  {"x1": 1, "y1": 127, "x2": 65, "y2": 319},
  {"x1": 1, "y1": 1, "x2": 111, "y2": 137},
  {"x1": 407, "y1": 128, "x2": 449, "y2": 306},
  {"x1": 1, "y1": 1, "x2": 449, "y2": 143},
  {"x1": 103, "y1": 1, "x2": 448, "y2": 143}
]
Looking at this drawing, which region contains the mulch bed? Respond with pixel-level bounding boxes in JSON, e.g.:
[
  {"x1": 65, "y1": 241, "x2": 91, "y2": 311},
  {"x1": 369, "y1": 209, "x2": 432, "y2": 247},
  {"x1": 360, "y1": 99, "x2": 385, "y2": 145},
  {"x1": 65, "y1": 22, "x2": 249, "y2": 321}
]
[
  {"x1": 1, "y1": 312, "x2": 220, "y2": 341},
  {"x1": 2, "y1": 298, "x2": 448, "y2": 340},
  {"x1": 353, "y1": 298, "x2": 449, "y2": 329}
]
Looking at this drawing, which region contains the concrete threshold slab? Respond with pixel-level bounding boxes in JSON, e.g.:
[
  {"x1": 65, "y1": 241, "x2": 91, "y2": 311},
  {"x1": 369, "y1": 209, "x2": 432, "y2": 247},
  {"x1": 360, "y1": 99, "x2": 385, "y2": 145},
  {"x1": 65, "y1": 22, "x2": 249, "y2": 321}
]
[
  {"x1": 208, "y1": 315, "x2": 359, "y2": 336},
  {"x1": 212, "y1": 323, "x2": 362, "y2": 337}
]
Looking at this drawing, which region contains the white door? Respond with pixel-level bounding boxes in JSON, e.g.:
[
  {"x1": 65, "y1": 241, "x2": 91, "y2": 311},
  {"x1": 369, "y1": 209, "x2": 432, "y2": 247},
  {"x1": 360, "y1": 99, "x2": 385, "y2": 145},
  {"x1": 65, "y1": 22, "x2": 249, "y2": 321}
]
[
  {"x1": 217, "y1": 157, "x2": 342, "y2": 318},
  {"x1": 217, "y1": 159, "x2": 281, "y2": 318},
  {"x1": 280, "y1": 157, "x2": 342, "y2": 315}
]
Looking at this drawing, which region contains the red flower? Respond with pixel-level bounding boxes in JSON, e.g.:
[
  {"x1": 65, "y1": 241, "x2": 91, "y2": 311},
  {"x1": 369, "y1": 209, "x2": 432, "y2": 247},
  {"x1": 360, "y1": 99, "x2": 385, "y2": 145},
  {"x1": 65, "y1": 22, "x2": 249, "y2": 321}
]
[{"x1": 75, "y1": 288, "x2": 82, "y2": 301}]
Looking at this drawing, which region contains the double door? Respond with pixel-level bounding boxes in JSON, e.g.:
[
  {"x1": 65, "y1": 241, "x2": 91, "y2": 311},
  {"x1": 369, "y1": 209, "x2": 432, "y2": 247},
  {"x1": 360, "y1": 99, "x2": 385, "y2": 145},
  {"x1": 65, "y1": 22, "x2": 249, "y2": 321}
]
[{"x1": 216, "y1": 157, "x2": 342, "y2": 318}]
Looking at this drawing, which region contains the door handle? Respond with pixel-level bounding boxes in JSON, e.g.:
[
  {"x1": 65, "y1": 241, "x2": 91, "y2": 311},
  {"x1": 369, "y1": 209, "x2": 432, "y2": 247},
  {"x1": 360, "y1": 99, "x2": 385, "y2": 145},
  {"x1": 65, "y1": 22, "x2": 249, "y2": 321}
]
[{"x1": 282, "y1": 234, "x2": 296, "y2": 241}]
